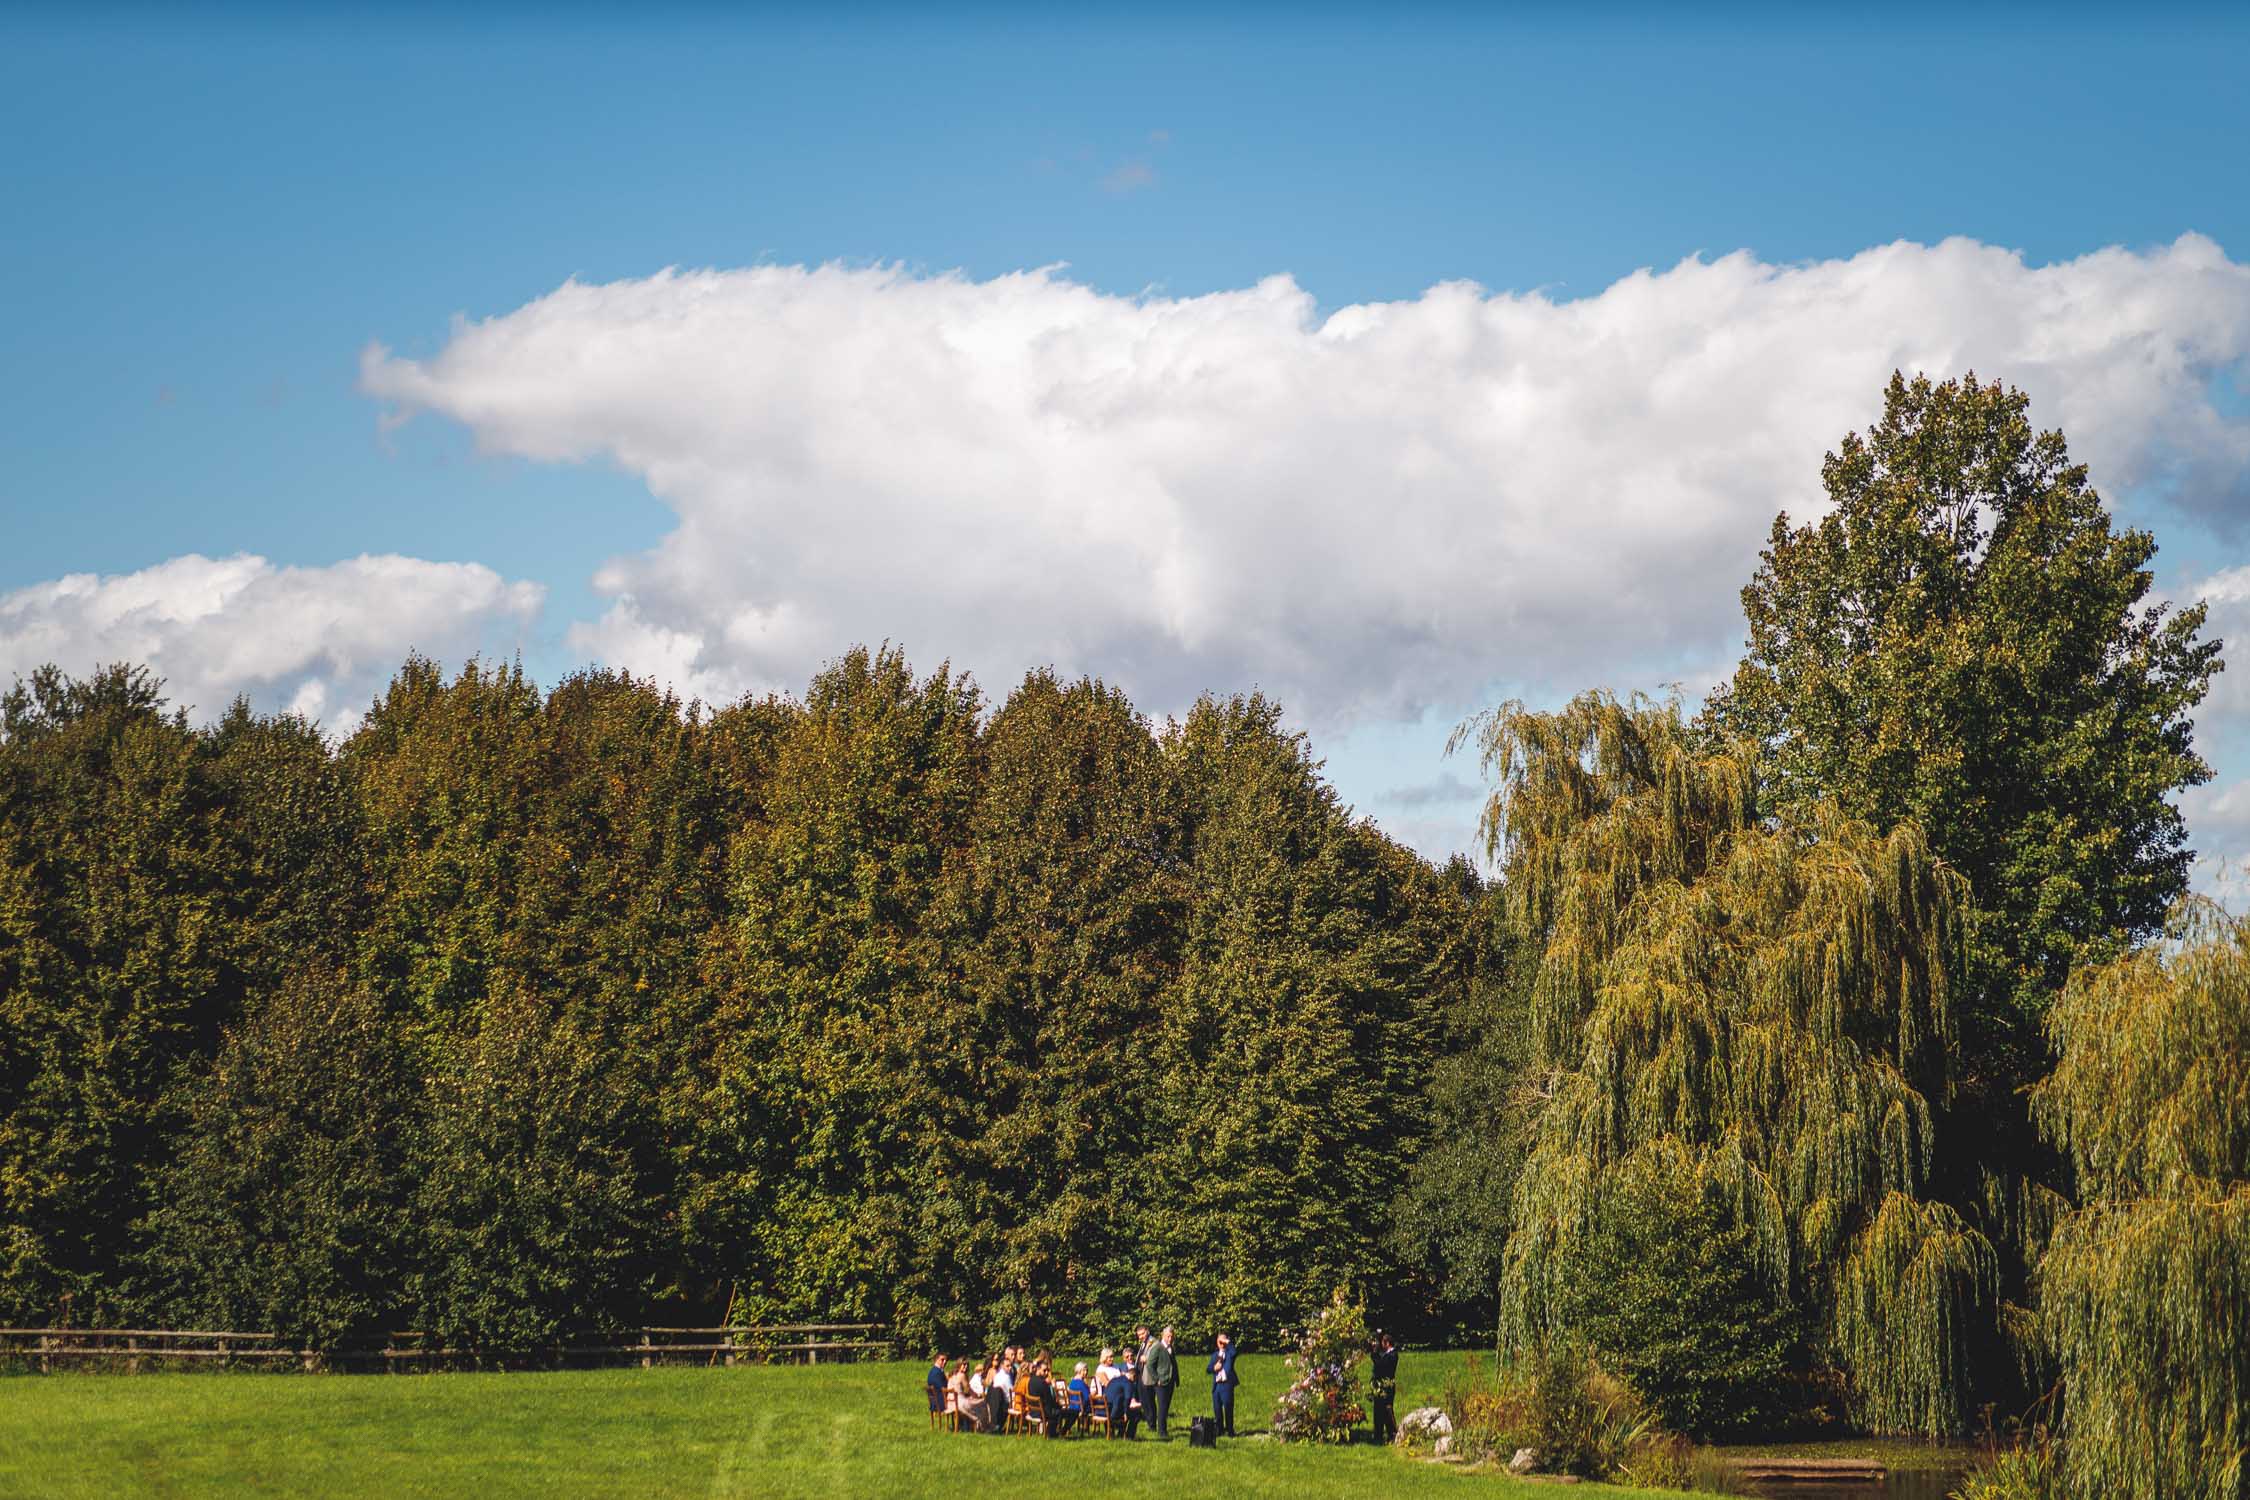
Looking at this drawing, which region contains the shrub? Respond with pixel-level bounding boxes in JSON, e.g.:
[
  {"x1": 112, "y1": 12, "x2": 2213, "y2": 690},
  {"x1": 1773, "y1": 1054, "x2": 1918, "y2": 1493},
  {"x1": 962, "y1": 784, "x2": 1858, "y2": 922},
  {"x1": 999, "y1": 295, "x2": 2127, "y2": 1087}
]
[
  {"x1": 1951, "y1": 1428, "x2": 2063, "y2": 1500},
  {"x1": 1530, "y1": 1343, "x2": 1604, "y2": 1475},
  {"x1": 1440, "y1": 1354, "x2": 1537, "y2": 1462},
  {"x1": 1557, "y1": 1147, "x2": 1807, "y2": 1438},
  {"x1": 1270, "y1": 1290, "x2": 1369, "y2": 1443}
]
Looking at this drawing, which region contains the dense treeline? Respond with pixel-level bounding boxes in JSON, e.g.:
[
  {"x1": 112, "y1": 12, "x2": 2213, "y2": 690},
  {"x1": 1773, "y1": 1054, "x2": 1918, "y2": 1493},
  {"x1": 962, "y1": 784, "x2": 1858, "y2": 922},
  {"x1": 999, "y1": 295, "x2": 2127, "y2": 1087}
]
[
  {"x1": 0, "y1": 648, "x2": 1473, "y2": 1352},
  {"x1": 2, "y1": 372, "x2": 2239, "y2": 1490}
]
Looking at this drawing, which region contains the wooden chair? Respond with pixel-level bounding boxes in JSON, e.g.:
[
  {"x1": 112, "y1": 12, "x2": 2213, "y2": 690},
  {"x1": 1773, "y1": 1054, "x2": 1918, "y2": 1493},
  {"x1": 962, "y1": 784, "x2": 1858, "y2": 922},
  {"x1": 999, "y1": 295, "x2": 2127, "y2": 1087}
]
[
  {"x1": 1020, "y1": 1390, "x2": 1047, "y2": 1436},
  {"x1": 1007, "y1": 1385, "x2": 1029, "y2": 1434}
]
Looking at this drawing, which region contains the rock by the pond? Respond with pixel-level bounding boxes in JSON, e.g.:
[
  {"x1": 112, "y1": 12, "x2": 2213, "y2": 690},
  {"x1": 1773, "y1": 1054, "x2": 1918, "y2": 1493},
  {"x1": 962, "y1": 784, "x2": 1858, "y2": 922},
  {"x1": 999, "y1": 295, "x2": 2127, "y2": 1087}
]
[
  {"x1": 1398, "y1": 1406, "x2": 1453, "y2": 1440},
  {"x1": 1509, "y1": 1447, "x2": 1540, "y2": 1474}
]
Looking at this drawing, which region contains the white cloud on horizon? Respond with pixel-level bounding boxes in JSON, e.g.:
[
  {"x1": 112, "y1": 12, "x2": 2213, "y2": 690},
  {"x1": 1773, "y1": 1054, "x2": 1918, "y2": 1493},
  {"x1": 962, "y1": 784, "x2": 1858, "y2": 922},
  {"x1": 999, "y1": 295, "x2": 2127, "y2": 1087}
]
[
  {"x1": 0, "y1": 553, "x2": 545, "y2": 735},
  {"x1": 350, "y1": 234, "x2": 2250, "y2": 883},
  {"x1": 360, "y1": 234, "x2": 2250, "y2": 737}
]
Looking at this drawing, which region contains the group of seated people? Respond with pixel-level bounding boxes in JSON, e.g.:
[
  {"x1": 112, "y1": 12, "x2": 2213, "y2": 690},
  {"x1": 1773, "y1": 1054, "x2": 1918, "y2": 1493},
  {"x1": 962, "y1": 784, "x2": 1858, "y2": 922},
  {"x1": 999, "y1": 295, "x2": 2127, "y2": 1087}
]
[{"x1": 925, "y1": 1326, "x2": 1235, "y2": 1440}]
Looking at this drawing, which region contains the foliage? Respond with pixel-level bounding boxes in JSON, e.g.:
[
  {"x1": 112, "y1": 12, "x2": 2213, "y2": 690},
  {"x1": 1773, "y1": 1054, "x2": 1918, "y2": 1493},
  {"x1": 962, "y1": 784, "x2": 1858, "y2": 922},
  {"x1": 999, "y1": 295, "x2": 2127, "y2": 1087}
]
[
  {"x1": 0, "y1": 670, "x2": 349, "y2": 1323},
  {"x1": 1527, "y1": 1342, "x2": 1604, "y2": 1475},
  {"x1": 1271, "y1": 1290, "x2": 1370, "y2": 1443},
  {"x1": 1950, "y1": 1428, "x2": 2062, "y2": 1500},
  {"x1": 1144, "y1": 696, "x2": 1465, "y2": 1342},
  {"x1": 2, "y1": 645, "x2": 1473, "y2": 1352},
  {"x1": 1440, "y1": 1353, "x2": 1538, "y2": 1462},
  {"x1": 138, "y1": 970, "x2": 414, "y2": 1349},
  {"x1": 1708, "y1": 371, "x2": 2219, "y2": 1099},
  {"x1": 1389, "y1": 885, "x2": 1537, "y2": 1335},
  {"x1": 1558, "y1": 1143, "x2": 1806, "y2": 1438},
  {"x1": 2029, "y1": 900, "x2": 2250, "y2": 1499},
  {"x1": 406, "y1": 983, "x2": 656, "y2": 1349},
  {"x1": 1467, "y1": 691, "x2": 1999, "y2": 1435},
  {"x1": 1610, "y1": 1435, "x2": 1721, "y2": 1492}
]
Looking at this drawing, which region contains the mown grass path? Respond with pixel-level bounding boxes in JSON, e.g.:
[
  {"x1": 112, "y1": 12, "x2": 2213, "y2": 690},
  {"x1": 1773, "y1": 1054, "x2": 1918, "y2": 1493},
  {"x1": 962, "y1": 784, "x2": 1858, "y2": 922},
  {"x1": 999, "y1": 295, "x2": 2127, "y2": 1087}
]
[{"x1": 0, "y1": 1355, "x2": 1686, "y2": 1498}]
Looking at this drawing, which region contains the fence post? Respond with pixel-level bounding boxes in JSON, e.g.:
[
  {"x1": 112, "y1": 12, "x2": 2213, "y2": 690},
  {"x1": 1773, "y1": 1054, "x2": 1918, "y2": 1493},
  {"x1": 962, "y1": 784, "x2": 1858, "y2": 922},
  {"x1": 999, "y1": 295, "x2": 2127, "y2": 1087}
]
[{"x1": 127, "y1": 1336, "x2": 139, "y2": 1375}]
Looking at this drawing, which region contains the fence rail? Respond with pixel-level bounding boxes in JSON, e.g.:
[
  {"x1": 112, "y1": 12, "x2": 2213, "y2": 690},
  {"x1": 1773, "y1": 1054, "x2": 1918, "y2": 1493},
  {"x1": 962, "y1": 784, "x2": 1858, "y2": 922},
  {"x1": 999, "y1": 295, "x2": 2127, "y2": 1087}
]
[{"x1": 0, "y1": 1324, "x2": 892, "y2": 1374}]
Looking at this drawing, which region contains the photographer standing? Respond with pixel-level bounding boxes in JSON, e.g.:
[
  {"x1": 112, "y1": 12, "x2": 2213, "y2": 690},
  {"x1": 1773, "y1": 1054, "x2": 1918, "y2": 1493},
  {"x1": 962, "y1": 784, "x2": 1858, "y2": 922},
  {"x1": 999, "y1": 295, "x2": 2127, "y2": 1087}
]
[
  {"x1": 1207, "y1": 1332, "x2": 1238, "y2": 1437},
  {"x1": 1369, "y1": 1331, "x2": 1399, "y2": 1444}
]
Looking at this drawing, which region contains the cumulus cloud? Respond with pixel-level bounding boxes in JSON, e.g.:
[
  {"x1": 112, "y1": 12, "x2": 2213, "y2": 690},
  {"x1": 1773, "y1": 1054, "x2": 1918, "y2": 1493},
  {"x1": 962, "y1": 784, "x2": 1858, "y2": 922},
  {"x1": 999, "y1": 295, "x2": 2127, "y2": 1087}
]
[
  {"x1": 360, "y1": 234, "x2": 2250, "y2": 735},
  {"x1": 0, "y1": 554, "x2": 544, "y2": 734},
  {"x1": 2185, "y1": 565, "x2": 2250, "y2": 901}
]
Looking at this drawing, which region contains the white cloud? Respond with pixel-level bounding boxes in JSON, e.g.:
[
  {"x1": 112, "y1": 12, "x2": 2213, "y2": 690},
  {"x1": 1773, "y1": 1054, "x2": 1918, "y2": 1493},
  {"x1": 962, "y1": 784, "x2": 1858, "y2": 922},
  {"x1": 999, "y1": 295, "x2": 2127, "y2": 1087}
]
[
  {"x1": 360, "y1": 234, "x2": 2250, "y2": 737},
  {"x1": 0, "y1": 554, "x2": 544, "y2": 735},
  {"x1": 2184, "y1": 566, "x2": 2250, "y2": 902}
]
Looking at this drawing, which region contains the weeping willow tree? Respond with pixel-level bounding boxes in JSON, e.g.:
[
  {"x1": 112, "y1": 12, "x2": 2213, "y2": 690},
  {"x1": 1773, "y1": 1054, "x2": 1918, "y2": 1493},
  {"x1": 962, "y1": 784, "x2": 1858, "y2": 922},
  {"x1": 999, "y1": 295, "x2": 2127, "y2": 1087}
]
[
  {"x1": 1470, "y1": 691, "x2": 2002, "y2": 1435},
  {"x1": 2031, "y1": 900, "x2": 2249, "y2": 1499}
]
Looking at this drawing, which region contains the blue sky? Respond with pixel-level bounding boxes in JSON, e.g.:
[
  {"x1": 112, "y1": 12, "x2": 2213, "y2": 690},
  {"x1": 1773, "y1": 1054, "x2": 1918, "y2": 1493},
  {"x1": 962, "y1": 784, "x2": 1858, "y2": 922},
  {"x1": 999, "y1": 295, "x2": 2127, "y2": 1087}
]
[{"x1": 5, "y1": 4, "x2": 2250, "y2": 871}]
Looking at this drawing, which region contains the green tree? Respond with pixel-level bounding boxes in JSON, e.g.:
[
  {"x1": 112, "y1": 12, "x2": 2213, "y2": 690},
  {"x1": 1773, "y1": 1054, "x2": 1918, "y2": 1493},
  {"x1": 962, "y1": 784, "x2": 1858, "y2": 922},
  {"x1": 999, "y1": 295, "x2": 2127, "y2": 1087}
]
[
  {"x1": 718, "y1": 645, "x2": 982, "y2": 1333},
  {"x1": 1471, "y1": 693, "x2": 1997, "y2": 1435},
  {"x1": 1390, "y1": 880, "x2": 1534, "y2": 1337},
  {"x1": 1557, "y1": 1141, "x2": 1807, "y2": 1438},
  {"x1": 2031, "y1": 900, "x2": 2249, "y2": 1500},
  {"x1": 905, "y1": 670, "x2": 1185, "y2": 1349},
  {"x1": 0, "y1": 668, "x2": 339, "y2": 1322},
  {"x1": 1707, "y1": 372, "x2": 2220, "y2": 1092},
  {"x1": 1143, "y1": 694, "x2": 1466, "y2": 1342},
  {"x1": 139, "y1": 970, "x2": 414, "y2": 1349},
  {"x1": 343, "y1": 656, "x2": 550, "y2": 1037},
  {"x1": 407, "y1": 982, "x2": 654, "y2": 1348}
]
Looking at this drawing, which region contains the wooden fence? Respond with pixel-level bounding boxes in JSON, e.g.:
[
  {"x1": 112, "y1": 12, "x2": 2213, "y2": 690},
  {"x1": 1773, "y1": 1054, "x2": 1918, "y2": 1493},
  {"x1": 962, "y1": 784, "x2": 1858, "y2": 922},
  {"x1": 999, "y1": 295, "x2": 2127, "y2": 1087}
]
[{"x1": 0, "y1": 1323, "x2": 892, "y2": 1374}]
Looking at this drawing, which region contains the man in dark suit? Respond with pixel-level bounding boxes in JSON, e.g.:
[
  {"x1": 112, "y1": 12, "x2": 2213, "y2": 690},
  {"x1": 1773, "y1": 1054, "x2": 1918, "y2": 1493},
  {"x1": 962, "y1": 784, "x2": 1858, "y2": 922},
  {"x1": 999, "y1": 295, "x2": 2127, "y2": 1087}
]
[
  {"x1": 1134, "y1": 1325, "x2": 1157, "y2": 1433},
  {"x1": 1151, "y1": 1326, "x2": 1179, "y2": 1438},
  {"x1": 926, "y1": 1353, "x2": 949, "y2": 1420},
  {"x1": 1104, "y1": 1355, "x2": 1137, "y2": 1437},
  {"x1": 1206, "y1": 1333, "x2": 1238, "y2": 1437},
  {"x1": 1370, "y1": 1331, "x2": 1400, "y2": 1444}
]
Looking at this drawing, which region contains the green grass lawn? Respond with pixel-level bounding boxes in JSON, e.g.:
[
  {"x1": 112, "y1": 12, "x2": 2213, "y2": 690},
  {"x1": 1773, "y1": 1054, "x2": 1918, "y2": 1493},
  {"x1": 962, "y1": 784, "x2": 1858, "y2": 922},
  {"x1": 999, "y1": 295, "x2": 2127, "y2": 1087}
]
[{"x1": 0, "y1": 1354, "x2": 1692, "y2": 1499}]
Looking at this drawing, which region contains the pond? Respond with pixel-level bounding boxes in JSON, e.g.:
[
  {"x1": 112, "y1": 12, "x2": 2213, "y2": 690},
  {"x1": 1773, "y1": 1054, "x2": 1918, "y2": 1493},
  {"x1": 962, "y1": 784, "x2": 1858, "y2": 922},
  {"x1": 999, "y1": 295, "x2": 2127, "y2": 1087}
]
[{"x1": 1730, "y1": 1440, "x2": 1979, "y2": 1500}]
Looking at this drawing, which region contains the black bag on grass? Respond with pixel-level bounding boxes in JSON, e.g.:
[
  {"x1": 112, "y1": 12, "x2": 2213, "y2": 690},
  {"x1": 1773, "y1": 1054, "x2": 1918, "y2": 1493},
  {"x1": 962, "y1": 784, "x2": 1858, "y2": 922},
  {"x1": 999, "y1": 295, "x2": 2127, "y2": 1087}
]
[{"x1": 1188, "y1": 1416, "x2": 1218, "y2": 1448}]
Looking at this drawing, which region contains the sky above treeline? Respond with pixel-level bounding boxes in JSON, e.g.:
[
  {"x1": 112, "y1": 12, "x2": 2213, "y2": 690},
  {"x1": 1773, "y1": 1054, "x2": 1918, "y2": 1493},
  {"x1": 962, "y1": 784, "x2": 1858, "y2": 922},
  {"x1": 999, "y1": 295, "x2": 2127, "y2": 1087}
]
[{"x1": 5, "y1": 4, "x2": 2250, "y2": 885}]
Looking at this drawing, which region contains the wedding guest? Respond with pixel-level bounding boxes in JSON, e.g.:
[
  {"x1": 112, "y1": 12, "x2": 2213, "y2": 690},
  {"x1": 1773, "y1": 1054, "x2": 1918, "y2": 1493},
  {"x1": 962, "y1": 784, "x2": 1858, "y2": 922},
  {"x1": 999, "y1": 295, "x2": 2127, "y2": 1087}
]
[
  {"x1": 946, "y1": 1361, "x2": 971, "y2": 1423},
  {"x1": 1026, "y1": 1357, "x2": 1062, "y2": 1437},
  {"x1": 926, "y1": 1353, "x2": 949, "y2": 1417},
  {"x1": 1065, "y1": 1361, "x2": 1092, "y2": 1435},
  {"x1": 1134, "y1": 1326, "x2": 1157, "y2": 1431},
  {"x1": 964, "y1": 1361, "x2": 991, "y2": 1433},
  {"x1": 1207, "y1": 1333, "x2": 1238, "y2": 1437},
  {"x1": 1151, "y1": 1326, "x2": 1179, "y2": 1438},
  {"x1": 1103, "y1": 1353, "x2": 1136, "y2": 1437},
  {"x1": 989, "y1": 1353, "x2": 1016, "y2": 1430}
]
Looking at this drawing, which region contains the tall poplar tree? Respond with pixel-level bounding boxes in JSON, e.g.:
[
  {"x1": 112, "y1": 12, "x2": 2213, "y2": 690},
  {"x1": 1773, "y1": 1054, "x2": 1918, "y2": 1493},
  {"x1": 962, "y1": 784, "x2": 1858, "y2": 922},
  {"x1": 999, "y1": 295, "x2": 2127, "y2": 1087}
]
[{"x1": 1708, "y1": 372, "x2": 2220, "y2": 1090}]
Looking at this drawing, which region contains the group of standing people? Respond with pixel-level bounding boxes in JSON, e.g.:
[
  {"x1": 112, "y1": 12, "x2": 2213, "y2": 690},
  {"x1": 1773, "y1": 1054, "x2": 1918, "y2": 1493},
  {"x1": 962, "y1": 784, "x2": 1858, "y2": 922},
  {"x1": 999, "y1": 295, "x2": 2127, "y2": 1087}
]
[{"x1": 926, "y1": 1326, "x2": 1241, "y2": 1440}]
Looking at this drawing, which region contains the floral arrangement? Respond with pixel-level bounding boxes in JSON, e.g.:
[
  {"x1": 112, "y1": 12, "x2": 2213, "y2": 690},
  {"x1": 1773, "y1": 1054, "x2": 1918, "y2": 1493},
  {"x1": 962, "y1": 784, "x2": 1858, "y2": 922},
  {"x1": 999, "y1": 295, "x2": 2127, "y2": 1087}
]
[{"x1": 1269, "y1": 1289, "x2": 1370, "y2": 1443}]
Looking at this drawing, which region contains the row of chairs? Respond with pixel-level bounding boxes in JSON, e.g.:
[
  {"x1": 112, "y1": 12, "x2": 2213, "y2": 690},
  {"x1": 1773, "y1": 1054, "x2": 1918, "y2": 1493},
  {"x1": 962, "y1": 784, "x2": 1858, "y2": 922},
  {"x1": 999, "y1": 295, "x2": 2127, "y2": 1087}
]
[{"x1": 927, "y1": 1383, "x2": 1121, "y2": 1436}]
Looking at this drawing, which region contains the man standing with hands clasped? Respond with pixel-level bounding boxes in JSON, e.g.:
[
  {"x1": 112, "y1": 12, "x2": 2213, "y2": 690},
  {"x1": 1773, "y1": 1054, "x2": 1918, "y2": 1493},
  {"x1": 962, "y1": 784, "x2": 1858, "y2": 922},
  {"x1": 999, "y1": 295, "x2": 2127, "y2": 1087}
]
[
  {"x1": 1149, "y1": 1326, "x2": 1180, "y2": 1438},
  {"x1": 1206, "y1": 1332, "x2": 1237, "y2": 1437},
  {"x1": 1133, "y1": 1325, "x2": 1156, "y2": 1434}
]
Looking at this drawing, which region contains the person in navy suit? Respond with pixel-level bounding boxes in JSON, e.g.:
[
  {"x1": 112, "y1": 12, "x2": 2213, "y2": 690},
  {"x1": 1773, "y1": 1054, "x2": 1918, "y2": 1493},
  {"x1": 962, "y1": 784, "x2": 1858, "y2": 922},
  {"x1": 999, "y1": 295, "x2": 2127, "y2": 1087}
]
[
  {"x1": 1103, "y1": 1351, "x2": 1137, "y2": 1437},
  {"x1": 1206, "y1": 1332, "x2": 1239, "y2": 1437}
]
